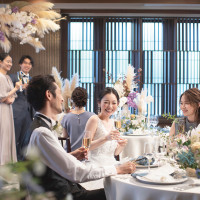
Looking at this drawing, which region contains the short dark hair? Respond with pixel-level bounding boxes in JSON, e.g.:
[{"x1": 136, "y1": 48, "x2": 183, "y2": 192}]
[
  {"x1": 19, "y1": 55, "x2": 34, "y2": 67},
  {"x1": 71, "y1": 87, "x2": 88, "y2": 108},
  {"x1": 98, "y1": 87, "x2": 119, "y2": 102},
  {"x1": 0, "y1": 53, "x2": 10, "y2": 61},
  {"x1": 27, "y1": 75, "x2": 57, "y2": 111}
]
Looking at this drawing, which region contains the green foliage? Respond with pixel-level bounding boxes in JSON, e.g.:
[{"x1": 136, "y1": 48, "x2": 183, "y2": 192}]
[
  {"x1": 162, "y1": 112, "x2": 177, "y2": 124},
  {"x1": 162, "y1": 112, "x2": 176, "y2": 120},
  {"x1": 177, "y1": 149, "x2": 198, "y2": 169}
]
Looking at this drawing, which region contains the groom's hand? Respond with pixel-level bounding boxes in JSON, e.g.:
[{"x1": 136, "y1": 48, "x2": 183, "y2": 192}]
[
  {"x1": 70, "y1": 147, "x2": 88, "y2": 160},
  {"x1": 116, "y1": 161, "x2": 136, "y2": 174}
]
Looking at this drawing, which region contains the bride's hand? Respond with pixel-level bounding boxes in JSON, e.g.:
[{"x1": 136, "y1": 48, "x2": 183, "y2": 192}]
[
  {"x1": 117, "y1": 138, "x2": 128, "y2": 147},
  {"x1": 106, "y1": 130, "x2": 120, "y2": 141}
]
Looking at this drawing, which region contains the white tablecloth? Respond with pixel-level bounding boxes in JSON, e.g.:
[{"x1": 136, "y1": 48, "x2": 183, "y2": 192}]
[
  {"x1": 104, "y1": 167, "x2": 200, "y2": 200},
  {"x1": 120, "y1": 135, "x2": 160, "y2": 159}
]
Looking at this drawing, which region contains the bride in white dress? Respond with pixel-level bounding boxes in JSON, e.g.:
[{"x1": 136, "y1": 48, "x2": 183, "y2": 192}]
[{"x1": 81, "y1": 87, "x2": 127, "y2": 190}]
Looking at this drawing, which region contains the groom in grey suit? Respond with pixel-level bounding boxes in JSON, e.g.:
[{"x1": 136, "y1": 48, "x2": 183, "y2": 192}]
[{"x1": 9, "y1": 55, "x2": 35, "y2": 160}]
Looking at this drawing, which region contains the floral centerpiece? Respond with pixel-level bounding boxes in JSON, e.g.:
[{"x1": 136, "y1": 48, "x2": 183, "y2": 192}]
[
  {"x1": 120, "y1": 114, "x2": 146, "y2": 134},
  {"x1": 168, "y1": 124, "x2": 200, "y2": 177},
  {"x1": 110, "y1": 65, "x2": 153, "y2": 134},
  {"x1": 113, "y1": 64, "x2": 140, "y2": 109}
]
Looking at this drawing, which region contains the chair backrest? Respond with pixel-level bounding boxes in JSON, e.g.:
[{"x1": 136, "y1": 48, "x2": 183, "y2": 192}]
[{"x1": 58, "y1": 137, "x2": 72, "y2": 153}]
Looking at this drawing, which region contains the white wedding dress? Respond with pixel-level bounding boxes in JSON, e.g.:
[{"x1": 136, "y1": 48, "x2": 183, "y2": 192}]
[{"x1": 80, "y1": 118, "x2": 118, "y2": 190}]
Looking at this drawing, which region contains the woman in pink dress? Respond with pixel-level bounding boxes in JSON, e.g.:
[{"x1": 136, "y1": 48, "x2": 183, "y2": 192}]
[{"x1": 0, "y1": 53, "x2": 21, "y2": 165}]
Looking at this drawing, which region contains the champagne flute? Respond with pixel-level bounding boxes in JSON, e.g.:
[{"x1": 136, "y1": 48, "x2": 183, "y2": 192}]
[
  {"x1": 114, "y1": 113, "x2": 121, "y2": 130},
  {"x1": 17, "y1": 72, "x2": 23, "y2": 92},
  {"x1": 82, "y1": 131, "x2": 91, "y2": 162},
  {"x1": 82, "y1": 131, "x2": 91, "y2": 150},
  {"x1": 114, "y1": 120, "x2": 121, "y2": 130}
]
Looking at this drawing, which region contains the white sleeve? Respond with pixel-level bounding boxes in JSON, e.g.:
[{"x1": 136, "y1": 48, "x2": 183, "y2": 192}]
[{"x1": 27, "y1": 127, "x2": 117, "y2": 183}]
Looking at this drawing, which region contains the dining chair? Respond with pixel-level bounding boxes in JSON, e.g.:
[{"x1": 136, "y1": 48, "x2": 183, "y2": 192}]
[{"x1": 58, "y1": 137, "x2": 72, "y2": 153}]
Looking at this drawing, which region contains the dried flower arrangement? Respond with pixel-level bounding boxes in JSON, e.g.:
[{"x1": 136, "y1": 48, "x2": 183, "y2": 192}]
[{"x1": 0, "y1": 1, "x2": 62, "y2": 53}]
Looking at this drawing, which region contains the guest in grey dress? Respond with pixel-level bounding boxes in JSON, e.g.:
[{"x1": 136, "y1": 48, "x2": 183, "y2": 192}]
[
  {"x1": 0, "y1": 53, "x2": 21, "y2": 165},
  {"x1": 61, "y1": 87, "x2": 94, "y2": 151},
  {"x1": 170, "y1": 88, "x2": 200, "y2": 136}
]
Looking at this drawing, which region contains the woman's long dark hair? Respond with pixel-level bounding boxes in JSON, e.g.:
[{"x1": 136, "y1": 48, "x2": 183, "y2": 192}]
[{"x1": 180, "y1": 88, "x2": 200, "y2": 124}]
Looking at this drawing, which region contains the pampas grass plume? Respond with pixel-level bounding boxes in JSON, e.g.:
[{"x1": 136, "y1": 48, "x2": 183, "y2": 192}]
[
  {"x1": 70, "y1": 73, "x2": 79, "y2": 93},
  {"x1": 20, "y1": 2, "x2": 54, "y2": 12},
  {"x1": 126, "y1": 64, "x2": 135, "y2": 91},
  {"x1": 51, "y1": 67, "x2": 63, "y2": 89},
  {"x1": 0, "y1": 37, "x2": 11, "y2": 53},
  {"x1": 35, "y1": 11, "x2": 61, "y2": 20},
  {"x1": 36, "y1": 18, "x2": 60, "y2": 37}
]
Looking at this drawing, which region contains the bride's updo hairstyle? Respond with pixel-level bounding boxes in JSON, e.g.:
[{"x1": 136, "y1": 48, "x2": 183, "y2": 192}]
[
  {"x1": 98, "y1": 87, "x2": 119, "y2": 103},
  {"x1": 180, "y1": 88, "x2": 200, "y2": 124},
  {"x1": 71, "y1": 87, "x2": 88, "y2": 108}
]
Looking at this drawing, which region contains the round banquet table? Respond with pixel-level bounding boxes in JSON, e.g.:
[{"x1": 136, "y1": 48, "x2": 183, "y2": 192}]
[
  {"x1": 120, "y1": 135, "x2": 160, "y2": 159},
  {"x1": 104, "y1": 172, "x2": 200, "y2": 200}
]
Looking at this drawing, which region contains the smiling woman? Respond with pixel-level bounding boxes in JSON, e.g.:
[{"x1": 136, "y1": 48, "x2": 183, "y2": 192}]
[
  {"x1": 84, "y1": 87, "x2": 128, "y2": 166},
  {"x1": 169, "y1": 88, "x2": 200, "y2": 136},
  {"x1": 0, "y1": 53, "x2": 22, "y2": 165}
]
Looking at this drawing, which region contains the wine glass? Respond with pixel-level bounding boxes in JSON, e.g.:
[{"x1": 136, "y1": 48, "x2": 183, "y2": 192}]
[
  {"x1": 143, "y1": 142, "x2": 154, "y2": 173},
  {"x1": 17, "y1": 72, "x2": 23, "y2": 92},
  {"x1": 150, "y1": 115, "x2": 158, "y2": 128},
  {"x1": 178, "y1": 118, "x2": 185, "y2": 134},
  {"x1": 149, "y1": 116, "x2": 158, "y2": 137}
]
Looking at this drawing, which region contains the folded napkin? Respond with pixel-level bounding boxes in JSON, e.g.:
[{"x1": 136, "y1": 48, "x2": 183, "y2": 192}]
[
  {"x1": 135, "y1": 155, "x2": 155, "y2": 166},
  {"x1": 139, "y1": 163, "x2": 184, "y2": 183}
]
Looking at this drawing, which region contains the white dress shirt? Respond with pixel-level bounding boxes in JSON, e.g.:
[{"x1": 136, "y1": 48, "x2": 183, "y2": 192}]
[
  {"x1": 27, "y1": 113, "x2": 117, "y2": 183},
  {"x1": 20, "y1": 71, "x2": 29, "y2": 84}
]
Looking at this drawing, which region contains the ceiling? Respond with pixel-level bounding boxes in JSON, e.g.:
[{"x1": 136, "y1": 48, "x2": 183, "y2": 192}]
[{"x1": 2, "y1": 0, "x2": 200, "y2": 16}]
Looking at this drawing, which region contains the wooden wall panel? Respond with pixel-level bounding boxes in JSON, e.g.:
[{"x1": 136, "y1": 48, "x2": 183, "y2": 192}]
[{"x1": 8, "y1": 30, "x2": 61, "y2": 77}]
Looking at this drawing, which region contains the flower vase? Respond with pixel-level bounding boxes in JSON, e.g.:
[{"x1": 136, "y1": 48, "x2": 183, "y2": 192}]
[{"x1": 121, "y1": 104, "x2": 130, "y2": 118}]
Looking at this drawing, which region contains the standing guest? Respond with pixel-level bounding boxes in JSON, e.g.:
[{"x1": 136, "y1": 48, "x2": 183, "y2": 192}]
[
  {"x1": 170, "y1": 88, "x2": 200, "y2": 136},
  {"x1": 61, "y1": 87, "x2": 94, "y2": 151},
  {"x1": 24, "y1": 75, "x2": 135, "y2": 200},
  {"x1": 0, "y1": 53, "x2": 21, "y2": 165},
  {"x1": 9, "y1": 55, "x2": 35, "y2": 160}
]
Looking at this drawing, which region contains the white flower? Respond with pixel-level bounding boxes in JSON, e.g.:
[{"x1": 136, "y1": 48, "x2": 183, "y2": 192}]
[
  {"x1": 131, "y1": 120, "x2": 139, "y2": 126},
  {"x1": 119, "y1": 97, "x2": 127, "y2": 107},
  {"x1": 146, "y1": 95, "x2": 154, "y2": 103}
]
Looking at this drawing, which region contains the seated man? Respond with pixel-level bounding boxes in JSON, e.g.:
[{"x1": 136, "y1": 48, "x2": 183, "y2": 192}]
[{"x1": 25, "y1": 74, "x2": 136, "y2": 200}]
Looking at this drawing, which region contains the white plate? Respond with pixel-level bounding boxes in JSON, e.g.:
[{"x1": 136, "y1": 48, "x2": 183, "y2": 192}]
[
  {"x1": 136, "y1": 164, "x2": 158, "y2": 168},
  {"x1": 136, "y1": 175, "x2": 188, "y2": 185}
]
